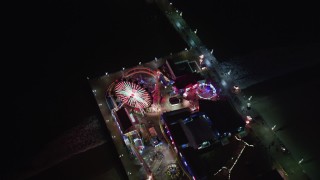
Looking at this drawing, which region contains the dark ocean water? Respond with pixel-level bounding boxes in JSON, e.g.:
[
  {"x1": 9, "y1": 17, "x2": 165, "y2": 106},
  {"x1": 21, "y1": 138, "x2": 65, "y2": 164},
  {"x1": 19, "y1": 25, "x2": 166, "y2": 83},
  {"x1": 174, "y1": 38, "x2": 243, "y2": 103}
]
[
  {"x1": 173, "y1": 0, "x2": 320, "y2": 60},
  {"x1": 3, "y1": 0, "x2": 319, "y2": 179},
  {"x1": 3, "y1": 0, "x2": 186, "y2": 179}
]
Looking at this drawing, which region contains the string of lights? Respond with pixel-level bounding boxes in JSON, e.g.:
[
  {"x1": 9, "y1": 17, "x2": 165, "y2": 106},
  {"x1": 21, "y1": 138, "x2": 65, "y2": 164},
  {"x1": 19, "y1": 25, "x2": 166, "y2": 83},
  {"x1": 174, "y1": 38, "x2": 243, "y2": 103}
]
[{"x1": 214, "y1": 136, "x2": 254, "y2": 179}]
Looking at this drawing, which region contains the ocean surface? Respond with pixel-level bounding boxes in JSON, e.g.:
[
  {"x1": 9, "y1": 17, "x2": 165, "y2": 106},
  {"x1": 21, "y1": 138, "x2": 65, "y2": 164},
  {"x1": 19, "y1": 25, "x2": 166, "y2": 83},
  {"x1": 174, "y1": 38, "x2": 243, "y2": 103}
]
[{"x1": 3, "y1": 0, "x2": 319, "y2": 179}]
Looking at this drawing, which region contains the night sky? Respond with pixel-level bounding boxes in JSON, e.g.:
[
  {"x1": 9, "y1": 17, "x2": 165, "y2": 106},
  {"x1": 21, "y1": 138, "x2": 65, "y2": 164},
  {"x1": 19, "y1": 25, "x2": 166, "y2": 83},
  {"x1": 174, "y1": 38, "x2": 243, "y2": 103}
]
[{"x1": 3, "y1": 0, "x2": 319, "y2": 179}]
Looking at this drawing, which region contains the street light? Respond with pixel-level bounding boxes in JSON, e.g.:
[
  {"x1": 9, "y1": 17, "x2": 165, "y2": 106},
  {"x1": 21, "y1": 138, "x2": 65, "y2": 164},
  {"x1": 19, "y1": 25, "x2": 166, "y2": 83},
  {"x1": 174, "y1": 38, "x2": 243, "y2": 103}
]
[
  {"x1": 105, "y1": 72, "x2": 108, "y2": 76},
  {"x1": 247, "y1": 102, "x2": 251, "y2": 109},
  {"x1": 122, "y1": 67, "x2": 125, "y2": 71},
  {"x1": 139, "y1": 62, "x2": 142, "y2": 65},
  {"x1": 271, "y1": 125, "x2": 276, "y2": 130},
  {"x1": 299, "y1": 158, "x2": 304, "y2": 164},
  {"x1": 194, "y1": 29, "x2": 197, "y2": 34}
]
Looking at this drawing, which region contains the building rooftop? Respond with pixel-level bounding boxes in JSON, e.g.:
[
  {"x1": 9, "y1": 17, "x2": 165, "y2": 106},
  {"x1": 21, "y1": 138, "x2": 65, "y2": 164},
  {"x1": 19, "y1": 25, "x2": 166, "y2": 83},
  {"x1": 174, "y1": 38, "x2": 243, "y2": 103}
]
[
  {"x1": 180, "y1": 113, "x2": 219, "y2": 149},
  {"x1": 199, "y1": 99, "x2": 245, "y2": 133},
  {"x1": 115, "y1": 107, "x2": 133, "y2": 133},
  {"x1": 174, "y1": 73, "x2": 204, "y2": 89}
]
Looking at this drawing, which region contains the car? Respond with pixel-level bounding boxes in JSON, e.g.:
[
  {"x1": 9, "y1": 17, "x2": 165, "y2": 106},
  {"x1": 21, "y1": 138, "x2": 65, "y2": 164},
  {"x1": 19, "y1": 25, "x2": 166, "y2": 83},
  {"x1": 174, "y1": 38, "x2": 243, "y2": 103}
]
[
  {"x1": 150, "y1": 136, "x2": 161, "y2": 147},
  {"x1": 169, "y1": 96, "x2": 182, "y2": 105},
  {"x1": 231, "y1": 85, "x2": 241, "y2": 94},
  {"x1": 279, "y1": 144, "x2": 289, "y2": 154},
  {"x1": 133, "y1": 138, "x2": 145, "y2": 151},
  {"x1": 198, "y1": 141, "x2": 211, "y2": 150}
]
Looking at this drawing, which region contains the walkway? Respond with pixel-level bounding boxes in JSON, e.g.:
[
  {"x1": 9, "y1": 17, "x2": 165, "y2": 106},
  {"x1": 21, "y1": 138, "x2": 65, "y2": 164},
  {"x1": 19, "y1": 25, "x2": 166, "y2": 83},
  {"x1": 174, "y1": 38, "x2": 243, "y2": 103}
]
[{"x1": 154, "y1": 0, "x2": 310, "y2": 179}]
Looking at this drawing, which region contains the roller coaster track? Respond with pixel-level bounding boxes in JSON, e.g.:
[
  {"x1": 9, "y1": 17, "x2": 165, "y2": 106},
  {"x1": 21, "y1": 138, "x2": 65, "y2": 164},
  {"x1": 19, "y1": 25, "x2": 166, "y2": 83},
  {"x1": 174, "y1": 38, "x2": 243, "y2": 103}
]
[{"x1": 123, "y1": 67, "x2": 157, "y2": 78}]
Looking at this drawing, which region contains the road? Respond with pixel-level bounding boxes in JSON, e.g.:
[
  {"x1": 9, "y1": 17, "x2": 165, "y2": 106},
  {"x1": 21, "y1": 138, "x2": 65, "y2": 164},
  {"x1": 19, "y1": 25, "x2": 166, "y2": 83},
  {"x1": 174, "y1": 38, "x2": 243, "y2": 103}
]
[{"x1": 154, "y1": 0, "x2": 310, "y2": 179}]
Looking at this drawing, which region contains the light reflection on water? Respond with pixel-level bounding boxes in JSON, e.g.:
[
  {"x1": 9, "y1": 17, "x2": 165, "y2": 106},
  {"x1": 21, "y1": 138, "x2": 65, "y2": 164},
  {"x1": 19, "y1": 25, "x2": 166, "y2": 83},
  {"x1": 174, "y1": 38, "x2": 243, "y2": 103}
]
[{"x1": 25, "y1": 116, "x2": 109, "y2": 178}]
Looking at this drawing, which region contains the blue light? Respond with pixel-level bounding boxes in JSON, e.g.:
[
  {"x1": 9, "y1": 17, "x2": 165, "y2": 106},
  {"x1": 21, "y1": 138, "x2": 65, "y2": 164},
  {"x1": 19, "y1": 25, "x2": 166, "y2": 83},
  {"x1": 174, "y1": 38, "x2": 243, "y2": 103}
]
[
  {"x1": 181, "y1": 144, "x2": 188, "y2": 149},
  {"x1": 184, "y1": 160, "x2": 188, "y2": 166}
]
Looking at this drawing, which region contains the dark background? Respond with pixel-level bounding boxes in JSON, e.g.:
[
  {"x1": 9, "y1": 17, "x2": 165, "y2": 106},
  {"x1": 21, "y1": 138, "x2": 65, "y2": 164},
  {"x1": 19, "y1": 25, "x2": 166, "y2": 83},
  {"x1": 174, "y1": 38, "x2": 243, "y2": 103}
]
[{"x1": 3, "y1": 0, "x2": 319, "y2": 179}]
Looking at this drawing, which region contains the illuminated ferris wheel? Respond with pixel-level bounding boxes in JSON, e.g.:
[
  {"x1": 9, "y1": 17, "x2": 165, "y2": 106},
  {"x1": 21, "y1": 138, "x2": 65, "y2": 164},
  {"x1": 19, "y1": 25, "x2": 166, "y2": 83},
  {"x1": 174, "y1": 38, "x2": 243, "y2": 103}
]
[{"x1": 114, "y1": 81, "x2": 152, "y2": 109}]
